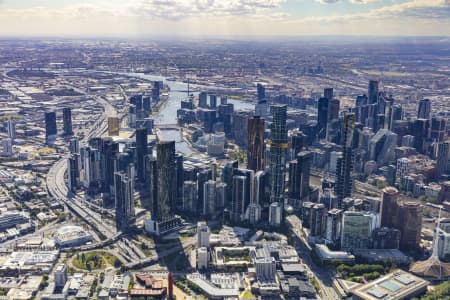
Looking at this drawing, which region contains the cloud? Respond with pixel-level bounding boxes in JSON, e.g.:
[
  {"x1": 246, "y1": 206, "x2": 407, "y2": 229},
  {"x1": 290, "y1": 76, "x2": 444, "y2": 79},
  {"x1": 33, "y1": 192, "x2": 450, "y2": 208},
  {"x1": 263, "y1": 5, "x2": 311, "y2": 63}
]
[
  {"x1": 349, "y1": 0, "x2": 379, "y2": 3},
  {"x1": 134, "y1": 0, "x2": 287, "y2": 20},
  {"x1": 0, "y1": 0, "x2": 289, "y2": 21},
  {"x1": 315, "y1": 0, "x2": 340, "y2": 3},
  {"x1": 302, "y1": 0, "x2": 450, "y2": 23}
]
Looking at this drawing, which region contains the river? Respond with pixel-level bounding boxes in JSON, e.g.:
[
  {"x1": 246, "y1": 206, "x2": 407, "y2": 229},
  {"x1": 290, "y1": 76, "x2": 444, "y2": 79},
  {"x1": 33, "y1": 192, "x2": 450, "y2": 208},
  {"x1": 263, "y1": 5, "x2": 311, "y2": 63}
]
[{"x1": 126, "y1": 73, "x2": 254, "y2": 155}]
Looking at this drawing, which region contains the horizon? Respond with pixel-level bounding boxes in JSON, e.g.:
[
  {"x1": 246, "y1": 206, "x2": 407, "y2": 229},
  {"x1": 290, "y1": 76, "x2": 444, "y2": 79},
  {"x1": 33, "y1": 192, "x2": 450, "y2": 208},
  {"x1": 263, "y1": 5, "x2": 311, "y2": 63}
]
[{"x1": 0, "y1": 0, "x2": 449, "y2": 37}]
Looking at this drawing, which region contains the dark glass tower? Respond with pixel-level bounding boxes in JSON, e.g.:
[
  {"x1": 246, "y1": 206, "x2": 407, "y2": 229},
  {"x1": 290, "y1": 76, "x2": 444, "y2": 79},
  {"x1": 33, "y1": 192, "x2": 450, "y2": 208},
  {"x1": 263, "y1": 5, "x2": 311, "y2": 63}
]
[
  {"x1": 231, "y1": 175, "x2": 246, "y2": 223},
  {"x1": 100, "y1": 138, "x2": 119, "y2": 206},
  {"x1": 115, "y1": 164, "x2": 135, "y2": 231},
  {"x1": 431, "y1": 117, "x2": 447, "y2": 143},
  {"x1": 135, "y1": 127, "x2": 148, "y2": 182},
  {"x1": 257, "y1": 83, "x2": 266, "y2": 102},
  {"x1": 412, "y1": 118, "x2": 430, "y2": 154},
  {"x1": 154, "y1": 141, "x2": 176, "y2": 222},
  {"x1": 417, "y1": 98, "x2": 431, "y2": 120},
  {"x1": 269, "y1": 105, "x2": 288, "y2": 204},
  {"x1": 317, "y1": 97, "x2": 329, "y2": 139},
  {"x1": 45, "y1": 111, "x2": 57, "y2": 143},
  {"x1": 335, "y1": 113, "x2": 355, "y2": 207},
  {"x1": 247, "y1": 116, "x2": 265, "y2": 172},
  {"x1": 62, "y1": 107, "x2": 73, "y2": 135},
  {"x1": 324, "y1": 87, "x2": 333, "y2": 101},
  {"x1": 368, "y1": 80, "x2": 379, "y2": 104},
  {"x1": 328, "y1": 99, "x2": 340, "y2": 122}
]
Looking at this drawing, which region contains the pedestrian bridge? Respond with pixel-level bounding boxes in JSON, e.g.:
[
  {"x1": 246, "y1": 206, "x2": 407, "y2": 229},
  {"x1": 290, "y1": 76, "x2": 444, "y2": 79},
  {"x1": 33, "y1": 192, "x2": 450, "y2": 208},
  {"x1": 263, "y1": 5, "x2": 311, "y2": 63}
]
[{"x1": 154, "y1": 124, "x2": 180, "y2": 130}]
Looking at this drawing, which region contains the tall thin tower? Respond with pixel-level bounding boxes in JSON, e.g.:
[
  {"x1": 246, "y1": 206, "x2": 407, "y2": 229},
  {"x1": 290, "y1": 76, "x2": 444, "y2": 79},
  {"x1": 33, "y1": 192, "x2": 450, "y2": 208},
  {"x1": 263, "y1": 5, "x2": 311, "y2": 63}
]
[
  {"x1": 247, "y1": 116, "x2": 265, "y2": 172},
  {"x1": 269, "y1": 105, "x2": 288, "y2": 204},
  {"x1": 335, "y1": 112, "x2": 355, "y2": 208}
]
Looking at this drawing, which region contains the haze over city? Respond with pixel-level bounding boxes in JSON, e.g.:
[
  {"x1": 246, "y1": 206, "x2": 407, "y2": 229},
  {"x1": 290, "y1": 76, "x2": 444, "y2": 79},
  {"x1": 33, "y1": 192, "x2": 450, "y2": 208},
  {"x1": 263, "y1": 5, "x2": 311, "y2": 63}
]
[{"x1": 0, "y1": 0, "x2": 450, "y2": 37}]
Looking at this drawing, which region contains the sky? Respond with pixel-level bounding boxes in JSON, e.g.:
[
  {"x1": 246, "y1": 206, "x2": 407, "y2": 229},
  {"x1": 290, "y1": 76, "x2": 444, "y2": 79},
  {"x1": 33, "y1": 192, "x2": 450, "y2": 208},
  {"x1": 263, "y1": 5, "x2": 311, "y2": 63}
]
[{"x1": 0, "y1": 0, "x2": 449, "y2": 37}]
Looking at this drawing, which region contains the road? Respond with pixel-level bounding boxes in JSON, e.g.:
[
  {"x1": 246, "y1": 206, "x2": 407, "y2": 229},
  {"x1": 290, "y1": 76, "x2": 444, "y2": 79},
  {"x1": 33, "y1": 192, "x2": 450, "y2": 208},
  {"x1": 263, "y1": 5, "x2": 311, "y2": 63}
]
[
  {"x1": 286, "y1": 215, "x2": 340, "y2": 300},
  {"x1": 46, "y1": 83, "x2": 119, "y2": 244}
]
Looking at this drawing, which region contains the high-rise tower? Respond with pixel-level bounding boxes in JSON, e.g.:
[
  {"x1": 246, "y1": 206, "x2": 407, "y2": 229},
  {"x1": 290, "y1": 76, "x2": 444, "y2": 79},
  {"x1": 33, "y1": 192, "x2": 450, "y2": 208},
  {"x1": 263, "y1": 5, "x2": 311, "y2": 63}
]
[
  {"x1": 115, "y1": 164, "x2": 135, "y2": 231},
  {"x1": 317, "y1": 97, "x2": 329, "y2": 139},
  {"x1": 269, "y1": 105, "x2": 288, "y2": 205},
  {"x1": 45, "y1": 111, "x2": 57, "y2": 144},
  {"x1": 368, "y1": 80, "x2": 379, "y2": 104},
  {"x1": 417, "y1": 98, "x2": 431, "y2": 120},
  {"x1": 135, "y1": 127, "x2": 148, "y2": 182},
  {"x1": 247, "y1": 116, "x2": 265, "y2": 172},
  {"x1": 335, "y1": 113, "x2": 355, "y2": 207},
  {"x1": 62, "y1": 107, "x2": 73, "y2": 135}
]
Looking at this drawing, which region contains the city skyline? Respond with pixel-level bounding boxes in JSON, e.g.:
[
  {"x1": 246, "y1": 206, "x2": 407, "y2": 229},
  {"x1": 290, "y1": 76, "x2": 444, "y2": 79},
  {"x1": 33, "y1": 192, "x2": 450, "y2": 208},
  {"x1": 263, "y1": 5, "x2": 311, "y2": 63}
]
[{"x1": 0, "y1": 0, "x2": 449, "y2": 37}]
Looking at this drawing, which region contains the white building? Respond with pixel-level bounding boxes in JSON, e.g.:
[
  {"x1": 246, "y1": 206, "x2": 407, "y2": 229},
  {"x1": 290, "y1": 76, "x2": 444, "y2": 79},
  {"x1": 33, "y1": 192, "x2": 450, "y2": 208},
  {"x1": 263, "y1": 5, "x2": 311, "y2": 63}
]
[
  {"x1": 246, "y1": 203, "x2": 262, "y2": 225},
  {"x1": 436, "y1": 218, "x2": 450, "y2": 260},
  {"x1": 197, "y1": 247, "x2": 209, "y2": 270},
  {"x1": 269, "y1": 202, "x2": 282, "y2": 227},
  {"x1": 255, "y1": 257, "x2": 276, "y2": 280},
  {"x1": 396, "y1": 157, "x2": 411, "y2": 181},
  {"x1": 54, "y1": 225, "x2": 93, "y2": 248},
  {"x1": 197, "y1": 221, "x2": 210, "y2": 248}
]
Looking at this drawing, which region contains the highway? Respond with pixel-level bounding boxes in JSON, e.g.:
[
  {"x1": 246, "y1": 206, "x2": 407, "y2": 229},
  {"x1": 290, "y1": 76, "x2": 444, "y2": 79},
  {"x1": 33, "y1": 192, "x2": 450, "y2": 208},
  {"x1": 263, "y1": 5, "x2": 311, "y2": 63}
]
[{"x1": 46, "y1": 86, "x2": 119, "y2": 244}]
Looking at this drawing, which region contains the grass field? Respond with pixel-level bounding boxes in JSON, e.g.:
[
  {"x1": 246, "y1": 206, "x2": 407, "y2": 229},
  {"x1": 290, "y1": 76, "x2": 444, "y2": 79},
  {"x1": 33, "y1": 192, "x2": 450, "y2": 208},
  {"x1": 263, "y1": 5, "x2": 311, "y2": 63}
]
[{"x1": 72, "y1": 251, "x2": 120, "y2": 270}]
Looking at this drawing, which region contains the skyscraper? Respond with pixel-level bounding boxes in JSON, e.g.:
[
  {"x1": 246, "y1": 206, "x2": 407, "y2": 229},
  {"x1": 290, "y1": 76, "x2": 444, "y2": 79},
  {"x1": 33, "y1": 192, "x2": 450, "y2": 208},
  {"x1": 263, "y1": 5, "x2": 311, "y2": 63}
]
[
  {"x1": 144, "y1": 141, "x2": 180, "y2": 235},
  {"x1": 368, "y1": 80, "x2": 379, "y2": 104},
  {"x1": 68, "y1": 154, "x2": 80, "y2": 193},
  {"x1": 269, "y1": 105, "x2": 288, "y2": 204},
  {"x1": 232, "y1": 175, "x2": 246, "y2": 223},
  {"x1": 324, "y1": 87, "x2": 333, "y2": 101},
  {"x1": 108, "y1": 117, "x2": 120, "y2": 136},
  {"x1": 288, "y1": 151, "x2": 312, "y2": 207},
  {"x1": 335, "y1": 113, "x2": 355, "y2": 207},
  {"x1": 417, "y1": 98, "x2": 431, "y2": 119},
  {"x1": 255, "y1": 83, "x2": 269, "y2": 117},
  {"x1": 203, "y1": 180, "x2": 217, "y2": 216},
  {"x1": 199, "y1": 92, "x2": 208, "y2": 108},
  {"x1": 135, "y1": 127, "x2": 148, "y2": 182},
  {"x1": 257, "y1": 83, "x2": 266, "y2": 102},
  {"x1": 298, "y1": 151, "x2": 313, "y2": 201},
  {"x1": 152, "y1": 81, "x2": 162, "y2": 102},
  {"x1": 45, "y1": 111, "x2": 57, "y2": 144},
  {"x1": 380, "y1": 187, "x2": 399, "y2": 228},
  {"x1": 6, "y1": 119, "x2": 15, "y2": 140},
  {"x1": 290, "y1": 130, "x2": 305, "y2": 158},
  {"x1": 62, "y1": 107, "x2": 73, "y2": 135},
  {"x1": 209, "y1": 94, "x2": 217, "y2": 108},
  {"x1": 155, "y1": 141, "x2": 176, "y2": 221},
  {"x1": 436, "y1": 142, "x2": 449, "y2": 179},
  {"x1": 247, "y1": 116, "x2": 265, "y2": 172},
  {"x1": 431, "y1": 117, "x2": 447, "y2": 143},
  {"x1": 397, "y1": 201, "x2": 422, "y2": 250},
  {"x1": 317, "y1": 97, "x2": 329, "y2": 139},
  {"x1": 328, "y1": 99, "x2": 340, "y2": 122},
  {"x1": 100, "y1": 138, "x2": 119, "y2": 205},
  {"x1": 412, "y1": 118, "x2": 430, "y2": 154},
  {"x1": 115, "y1": 165, "x2": 135, "y2": 231},
  {"x1": 218, "y1": 103, "x2": 234, "y2": 137}
]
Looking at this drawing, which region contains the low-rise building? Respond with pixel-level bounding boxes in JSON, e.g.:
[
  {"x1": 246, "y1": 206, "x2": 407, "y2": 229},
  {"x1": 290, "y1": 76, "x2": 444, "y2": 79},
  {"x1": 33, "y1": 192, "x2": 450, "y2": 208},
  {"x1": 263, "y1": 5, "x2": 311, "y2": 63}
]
[{"x1": 351, "y1": 270, "x2": 428, "y2": 300}]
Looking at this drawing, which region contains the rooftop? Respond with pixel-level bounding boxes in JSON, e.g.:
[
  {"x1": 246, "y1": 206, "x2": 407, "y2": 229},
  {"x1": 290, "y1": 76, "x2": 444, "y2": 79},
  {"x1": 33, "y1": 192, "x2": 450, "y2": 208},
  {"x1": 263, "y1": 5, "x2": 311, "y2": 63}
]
[{"x1": 351, "y1": 269, "x2": 429, "y2": 300}]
